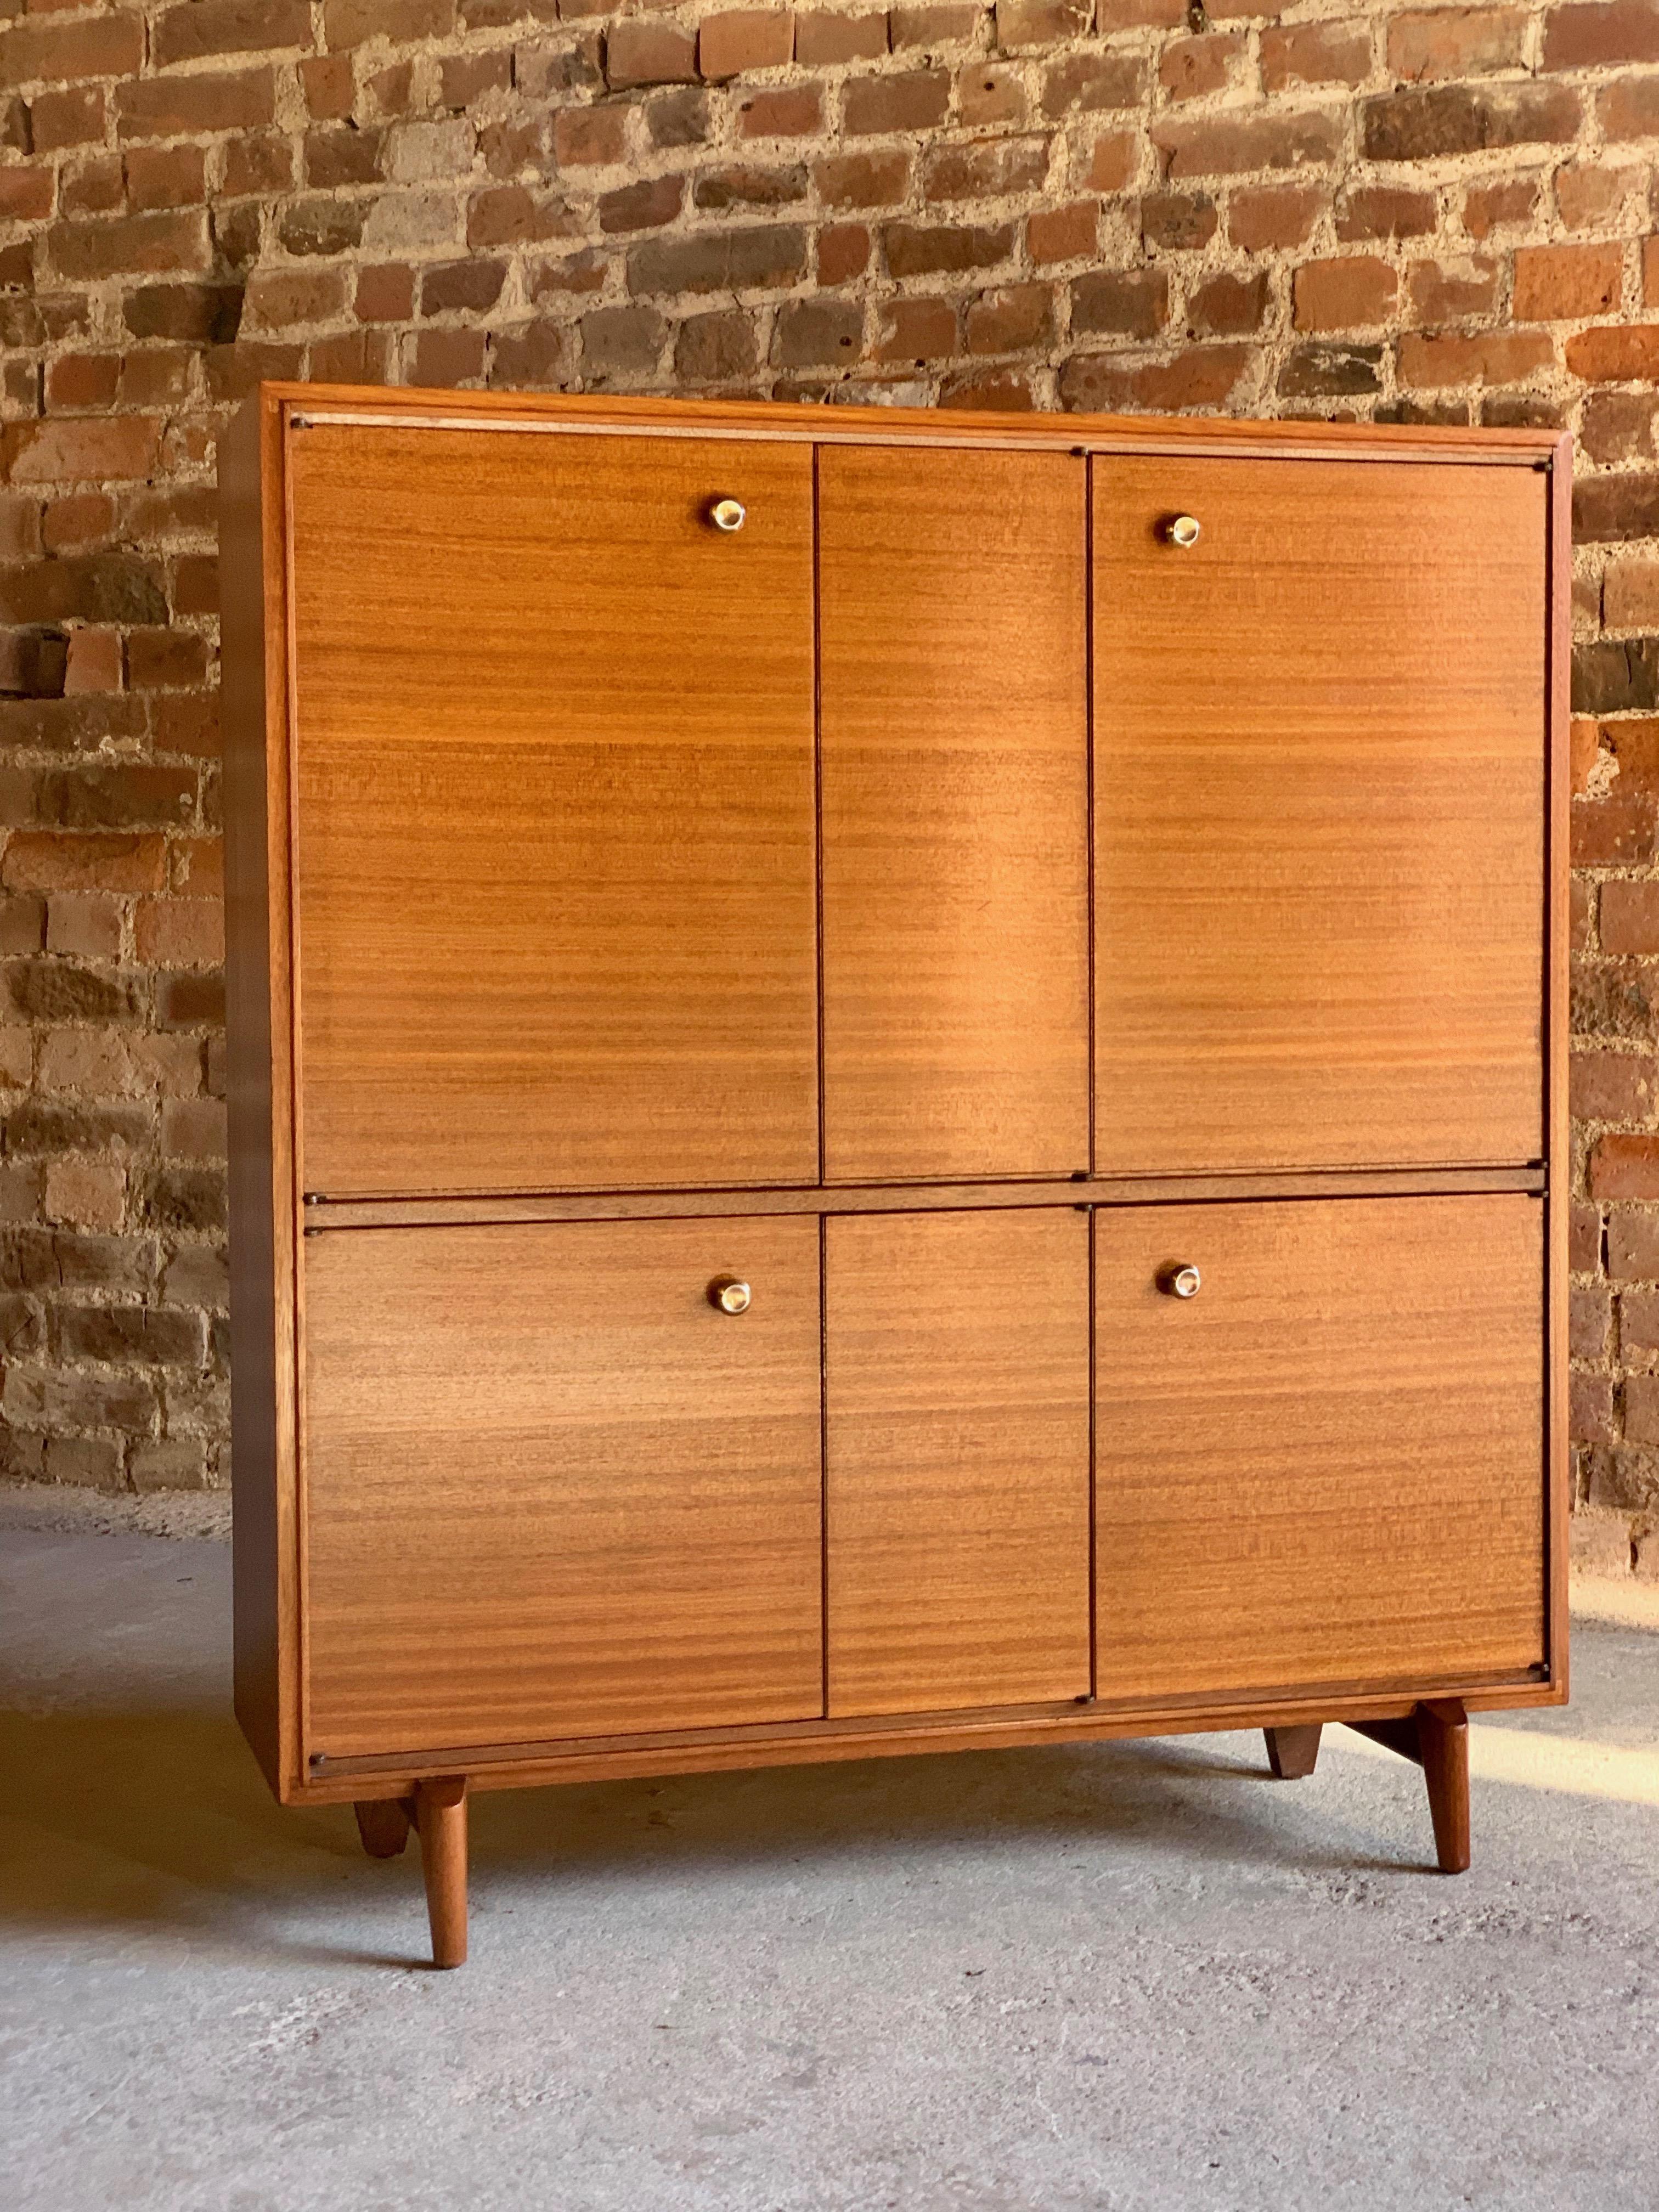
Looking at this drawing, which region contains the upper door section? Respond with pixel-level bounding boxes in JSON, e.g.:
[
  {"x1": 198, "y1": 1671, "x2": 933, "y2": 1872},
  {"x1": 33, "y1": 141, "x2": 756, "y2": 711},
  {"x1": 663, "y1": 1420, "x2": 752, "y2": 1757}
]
[
  {"x1": 1094, "y1": 456, "x2": 1547, "y2": 1175},
  {"x1": 819, "y1": 447, "x2": 1089, "y2": 1182},
  {"x1": 287, "y1": 424, "x2": 817, "y2": 1199}
]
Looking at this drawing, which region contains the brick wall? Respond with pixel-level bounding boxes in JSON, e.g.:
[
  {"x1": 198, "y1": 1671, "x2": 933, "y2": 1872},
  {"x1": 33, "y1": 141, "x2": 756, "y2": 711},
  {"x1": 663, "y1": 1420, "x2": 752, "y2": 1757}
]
[{"x1": 0, "y1": 0, "x2": 1654, "y2": 1564}]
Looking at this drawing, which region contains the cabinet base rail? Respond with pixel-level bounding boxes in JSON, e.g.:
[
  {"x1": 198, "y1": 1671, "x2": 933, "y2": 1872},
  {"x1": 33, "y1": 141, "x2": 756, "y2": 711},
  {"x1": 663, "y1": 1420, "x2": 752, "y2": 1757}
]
[{"x1": 353, "y1": 1705, "x2": 1470, "y2": 1970}]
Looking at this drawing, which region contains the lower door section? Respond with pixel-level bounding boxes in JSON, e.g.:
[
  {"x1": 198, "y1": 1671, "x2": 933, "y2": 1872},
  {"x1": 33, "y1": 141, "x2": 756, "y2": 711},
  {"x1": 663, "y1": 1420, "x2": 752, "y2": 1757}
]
[
  {"x1": 1094, "y1": 1194, "x2": 1546, "y2": 1702},
  {"x1": 303, "y1": 1217, "x2": 824, "y2": 1758},
  {"x1": 826, "y1": 1209, "x2": 1091, "y2": 1717}
]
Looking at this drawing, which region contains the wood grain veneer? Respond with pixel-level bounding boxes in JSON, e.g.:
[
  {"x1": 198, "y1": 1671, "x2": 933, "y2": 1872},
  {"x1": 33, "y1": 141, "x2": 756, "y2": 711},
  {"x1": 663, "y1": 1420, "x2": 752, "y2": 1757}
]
[
  {"x1": 287, "y1": 424, "x2": 818, "y2": 1198},
  {"x1": 1093, "y1": 456, "x2": 1547, "y2": 1175},
  {"x1": 819, "y1": 447, "x2": 1089, "y2": 1181},
  {"x1": 825, "y1": 1210, "x2": 1091, "y2": 1716},
  {"x1": 1093, "y1": 1194, "x2": 1546, "y2": 1700},
  {"x1": 302, "y1": 1217, "x2": 825, "y2": 1758}
]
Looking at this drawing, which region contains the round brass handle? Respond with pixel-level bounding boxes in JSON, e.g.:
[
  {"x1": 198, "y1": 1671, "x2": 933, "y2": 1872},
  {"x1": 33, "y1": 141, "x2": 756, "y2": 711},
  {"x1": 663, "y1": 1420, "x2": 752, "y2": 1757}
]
[
  {"x1": 1166, "y1": 514, "x2": 1201, "y2": 549},
  {"x1": 709, "y1": 1276, "x2": 752, "y2": 1315},
  {"x1": 1160, "y1": 1264, "x2": 1201, "y2": 1299},
  {"x1": 709, "y1": 498, "x2": 746, "y2": 533}
]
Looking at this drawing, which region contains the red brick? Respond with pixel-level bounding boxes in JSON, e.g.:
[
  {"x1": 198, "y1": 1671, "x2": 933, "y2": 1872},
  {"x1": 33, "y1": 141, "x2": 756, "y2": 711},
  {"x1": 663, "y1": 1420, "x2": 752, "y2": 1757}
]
[
  {"x1": 1260, "y1": 20, "x2": 1372, "y2": 92},
  {"x1": 737, "y1": 86, "x2": 823, "y2": 136},
  {"x1": 1595, "y1": 76, "x2": 1659, "y2": 140},
  {"x1": 29, "y1": 87, "x2": 105, "y2": 153},
  {"x1": 0, "y1": 14, "x2": 143, "y2": 90},
  {"x1": 2, "y1": 416, "x2": 161, "y2": 485},
  {"x1": 939, "y1": 368, "x2": 1038, "y2": 411},
  {"x1": 1, "y1": 833, "x2": 167, "y2": 894},
  {"x1": 606, "y1": 19, "x2": 698, "y2": 89},
  {"x1": 1543, "y1": 0, "x2": 1659, "y2": 70},
  {"x1": 1573, "y1": 791, "x2": 1657, "y2": 865},
  {"x1": 796, "y1": 10, "x2": 889, "y2": 64},
  {"x1": 965, "y1": 283, "x2": 1053, "y2": 354},
  {"x1": 1027, "y1": 200, "x2": 1098, "y2": 264},
  {"x1": 959, "y1": 64, "x2": 1028, "y2": 127},
  {"x1": 1462, "y1": 175, "x2": 1539, "y2": 239},
  {"x1": 1606, "y1": 558, "x2": 1659, "y2": 628},
  {"x1": 1610, "y1": 1206, "x2": 1659, "y2": 1277},
  {"x1": 1567, "y1": 324, "x2": 1659, "y2": 381},
  {"x1": 1060, "y1": 341, "x2": 1255, "y2": 413},
  {"x1": 153, "y1": 0, "x2": 311, "y2": 70},
  {"x1": 816, "y1": 149, "x2": 911, "y2": 208},
  {"x1": 1389, "y1": 8, "x2": 1528, "y2": 82},
  {"x1": 554, "y1": 107, "x2": 628, "y2": 168},
  {"x1": 1558, "y1": 162, "x2": 1640, "y2": 232},
  {"x1": 48, "y1": 210, "x2": 210, "y2": 281},
  {"x1": 1601, "y1": 881, "x2": 1659, "y2": 955},
  {"x1": 300, "y1": 52, "x2": 355, "y2": 120},
  {"x1": 1408, "y1": 256, "x2": 1499, "y2": 324},
  {"x1": 1293, "y1": 256, "x2": 1397, "y2": 333},
  {"x1": 597, "y1": 174, "x2": 685, "y2": 233},
  {"x1": 884, "y1": 219, "x2": 1013, "y2": 277},
  {"x1": 923, "y1": 134, "x2": 1050, "y2": 202},
  {"x1": 843, "y1": 68, "x2": 949, "y2": 134},
  {"x1": 116, "y1": 69, "x2": 275, "y2": 142},
  {"x1": 1188, "y1": 269, "x2": 1269, "y2": 337},
  {"x1": 1334, "y1": 185, "x2": 1438, "y2": 242},
  {"x1": 1088, "y1": 130, "x2": 1136, "y2": 193},
  {"x1": 0, "y1": 165, "x2": 52, "y2": 222},
  {"x1": 1040, "y1": 53, "x2": 1144, "y2": 118},
  {"x1": 1573, "y1": 1049, "x2": 1658, "y2": 1119},
  {"x1": 1571, "y1": 1374, "x2": 1615, "y2": 1445},
  {"x1": 44, "y1": 353, "x2": 121, "y2": 411},
  {"x1": 1073, "y1": 269, "x2": 1169, "y2": 341},
  {"x1": 1229, "y1": 184, "x2": 1323, "y2": 251},
  {"x1": 1592, "y1": 1134, "x2": 1659, "y2": 1199},
  {"x1": 1160, "y1": 31, "x2": 1248, "y2": 101},
  {"x1": 817, "y1": 221, "x2": 871, "y2": 284},
  {"x1": 1515, "y1": 243, "x2": 1626, "y2": 322},
  {"x1": 1155, "y1": 110, "x2": 1342, "y2": 180},
  {"x1": 1397, "y1": 329, "x2": 1554, "y2": 387},
  {"x1": 997, "y1": 0, "x2": 1092, "y2": 46},
  {"x1": 699, "y1": 10, "x2": 794, "y2": 78},
  {"x1": 872, "y1": 294, "x2": 958, "y2": 362},
  {"x1": 323, "y1": 0, "x2": 453, "y2": 43},
  {"x1": 1363, "y1": 83, "x2": 1580, "y2": 161}
]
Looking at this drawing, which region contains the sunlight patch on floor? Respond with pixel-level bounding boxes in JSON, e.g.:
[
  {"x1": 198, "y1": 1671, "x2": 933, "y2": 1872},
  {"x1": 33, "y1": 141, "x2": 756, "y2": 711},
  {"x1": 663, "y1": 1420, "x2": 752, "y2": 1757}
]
[{"x1": 1334, "y1": 1722, "x2": 1659, "y2": 1810}]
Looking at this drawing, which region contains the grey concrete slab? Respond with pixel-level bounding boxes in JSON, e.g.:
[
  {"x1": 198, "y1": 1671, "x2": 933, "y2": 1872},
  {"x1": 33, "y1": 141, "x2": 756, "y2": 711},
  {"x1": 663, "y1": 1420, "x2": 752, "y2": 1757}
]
[{"x1": 2, "y1": 1524, "x2": 1655, "y2": 2212}]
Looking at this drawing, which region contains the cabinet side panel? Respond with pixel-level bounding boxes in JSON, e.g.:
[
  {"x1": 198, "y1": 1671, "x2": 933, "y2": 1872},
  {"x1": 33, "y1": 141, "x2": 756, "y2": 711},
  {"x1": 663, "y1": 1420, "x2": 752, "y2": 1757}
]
[{"x1": 221, "y1": 393, "x2": 296, "y2": 1798}]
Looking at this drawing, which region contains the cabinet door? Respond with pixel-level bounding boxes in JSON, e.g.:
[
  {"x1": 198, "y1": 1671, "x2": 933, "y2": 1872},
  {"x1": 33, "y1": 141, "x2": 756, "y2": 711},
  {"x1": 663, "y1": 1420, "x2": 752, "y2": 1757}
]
[
  {"x1": 826, "y1": 1210, "x2": 1091, "y2": 1716},
  {"x1": 289, "y1": 425, "x2": 817, "y2": 1198},
  {"x1": 303, "y1": 1218, "x2": 823, "y2": 1758},
  {"x1": 820, "y1": 447, "x2": 1089, "y2": 1181},
  {"x1": 1094, "y1": 458, "x2": 1545, "y2": 1173},
  {"x1": 1094, "y1": 1195, "x2": 1545, "y2": 1702}
]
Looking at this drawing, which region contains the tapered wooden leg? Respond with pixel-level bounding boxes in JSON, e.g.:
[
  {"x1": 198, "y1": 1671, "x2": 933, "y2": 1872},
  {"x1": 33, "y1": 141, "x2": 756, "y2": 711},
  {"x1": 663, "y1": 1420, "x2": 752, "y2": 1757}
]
[
  {"x1": 1417, "y1": 1699, "x2": 1470, "y2": 1875},
  {"x1": 1264, "y1": 1724, "x2": 1323, "y2": 1779},
  {"x1": 413, "y1": 1776, "x2": 469, "y2": 1968},
  {"x1": 353, "y1": 1797, "x2": 412, "y2": 1859},
  {"x1": 1351, "y1": 1699, "x2": 1470, "y2": 1874}
]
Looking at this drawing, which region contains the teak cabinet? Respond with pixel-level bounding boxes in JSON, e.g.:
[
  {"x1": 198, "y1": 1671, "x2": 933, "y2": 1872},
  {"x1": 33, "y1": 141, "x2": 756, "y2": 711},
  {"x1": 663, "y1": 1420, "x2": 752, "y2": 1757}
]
[{"x1": 222, "y1": 386, "x2": 1569, "y2": 1970}]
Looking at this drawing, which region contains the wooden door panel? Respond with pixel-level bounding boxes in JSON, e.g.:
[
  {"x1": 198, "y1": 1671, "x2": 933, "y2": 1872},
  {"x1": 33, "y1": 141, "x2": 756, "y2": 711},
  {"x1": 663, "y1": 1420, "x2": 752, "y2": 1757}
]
[
  {"x1": 289, "y1": 425, "x2": 817, "y2": 1198},
  {"x1": 1094, "y1": 458, "x2": 1545, "y2": 1173},
  {"x1": 820, "y1": 447, "x2": 1089, "y2": 1181},
  {"x1": 826, "y1": 1209, "x2": 1091, "y2": 1717},
  {"x1": 303, "y1": 1218, "x2": 823, "y2": 1757},
  {"x1": 1094, "y1": 1195, "x2": 1545, "y2": 1701}
]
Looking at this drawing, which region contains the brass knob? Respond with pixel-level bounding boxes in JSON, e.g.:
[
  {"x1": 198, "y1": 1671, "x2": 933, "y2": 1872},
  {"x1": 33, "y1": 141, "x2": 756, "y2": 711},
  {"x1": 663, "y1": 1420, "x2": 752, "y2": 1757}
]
[
  {"x1": 709, "y1": 1276, "x2": 751, "y2": 1314},
  {"x1": 1159, "y1": 1264, "x2": 1201, "y2": 1299},
  {"x1": 1166, "y1": 514, "x2": 1201, "y2": 548},
  {"x1": 709, "y1": 498, "x2": 746, "y2": 533}
]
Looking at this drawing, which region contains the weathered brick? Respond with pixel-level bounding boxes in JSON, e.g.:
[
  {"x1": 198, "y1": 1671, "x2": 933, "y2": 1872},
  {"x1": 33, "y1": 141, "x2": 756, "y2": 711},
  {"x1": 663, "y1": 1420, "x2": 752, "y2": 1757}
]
[
  {"x1": 579, "y1": 303, "x2": 669, "y2": 376},
  {"x1": 1229, "y1": 184, "x2": 1323, "y2": 252},
  {"x1": 736, "y1": 85, "x2": 823, "y2": 136},
  {"x1": 884, "y1": 219, "x2": 1014, "y2": 276},
  {"x1": 960, "y1": 63, "x2": 1028, "y2": 126},
  {"x1": 1059, "y1": 341, "x2": 1254, "y2": 413},
  {"x1": 1577, "y1": 474, "x2": 1659, "y2": 544},
  {"x1": 1261, "y1": 20, "x2": 1372, "y2": 91},
  {"x1": 774, "y1": 296, "x2": 862, "y2": 366},
  {"x1": 700, "y1": 10, "x2": 794, "y2": 78},
  {"x1": 796, "y1": 10, "x2": 889, "y2": 64},
  {"x1": 48, "y1": 211, "x2": 210, "y2": 282},
  {"x1": 1544, "y1": 0, "x2": 1659, "y2": 70},
  {"x1": 1515, "y1": 243, "x2": 1625, "y2": 323},
  {"x1": 1154, "y1": 110, "x2": 1342, "y2": 180},
  {"x1": 1408, "y1": 256, "x2": 1499, "y2": 324},
  {"x1": 1592, "y1": 1134, "x2": 1659, "y2": 1199},
  {"x1": 1041, "y1": 52, "x2": 1144, "y2": 117},
  {"x1": 1362, "y1": 83, "x2": 1580, "y2": 162},
  {"x1": 1141, "y1": 192, "x2": 1217, "y2": 251},
  {"x1": 1278, "y1": 340, "x2": 1384, "y2": 397},
  {"x1": 0, "y1": 14, "x2": 143, "y2": 91},
  {"x1": 117, "y1": 69, "x2": 275, "y2": 143},
  {"x1": 1334, "y1": 185, "x2": 1437, "y2": 242},
  {"x1": 1390, "y1": 8, "x2": 1528, "y2": 81},
  {"x1": 598, "y1": 174, "x2": 686, "y2": 233},
  {"x1": 998, "y1": 0, "x2": 1093, "y2": 47},
  {"x1": 872, "y1": 294, "x2": 958, "y2": 360},
  {"x1": 607, "y1": 18, "x2": 698, "y2": 89},
  {"x1": 694, "y1": 162, "x2": 810, "y2": 210},
  {"x1": 966, "y1": 283, "x2": 1053, "y2": 353},
  {"x1": 1027, "y1": 200, "x2": 1097, "y2": 263},
  {"x1": 815, "y1": 150, "x2": 910, "y2": 208},
  {"x1": 1187, "y1": 270, "x2": 1269, "y2": 338},
  {"x1": 675, "y1": 308, "x2": 760, "y2": 381},
  {"x1": 924, "y1": 134, "x2": 1050, "y2": 201},
  {"x1": 629, "y1": 225, "x2": 809, "y2": 295},
  {"x1": 843, "y1": 68, "x2": 949, "y2": 134},
  {"x1": 1606, "y1": 557, "x2": 1659, "y2": 627},
  {"x1": 1294, "y1": 256, "x2": 1397, "y2": 332},
  {"x1": 1396, "y1": 329, "x2": 1554, "y2": 388}
]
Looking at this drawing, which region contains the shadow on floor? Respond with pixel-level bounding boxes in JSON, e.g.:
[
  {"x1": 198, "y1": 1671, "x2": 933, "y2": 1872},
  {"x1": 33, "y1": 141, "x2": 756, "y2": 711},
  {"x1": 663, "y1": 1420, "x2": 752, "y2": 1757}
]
[{"x1": 0, "y1": 1700, "x2": 1430, "y2": 1961}]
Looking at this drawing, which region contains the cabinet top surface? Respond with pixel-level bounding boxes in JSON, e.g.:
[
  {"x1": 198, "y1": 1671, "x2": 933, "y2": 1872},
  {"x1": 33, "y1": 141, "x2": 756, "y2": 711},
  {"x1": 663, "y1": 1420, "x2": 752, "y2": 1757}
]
[{"x1": 252, "y1": 380, "x2": 1566, "y2": 466}]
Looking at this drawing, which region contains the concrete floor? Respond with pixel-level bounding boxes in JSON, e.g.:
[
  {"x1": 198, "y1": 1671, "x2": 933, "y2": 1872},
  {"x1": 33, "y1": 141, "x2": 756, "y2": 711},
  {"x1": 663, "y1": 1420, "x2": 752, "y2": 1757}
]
[{"x1": 2, "y1": 1526, "x2": 1656, "y2": 2212}]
